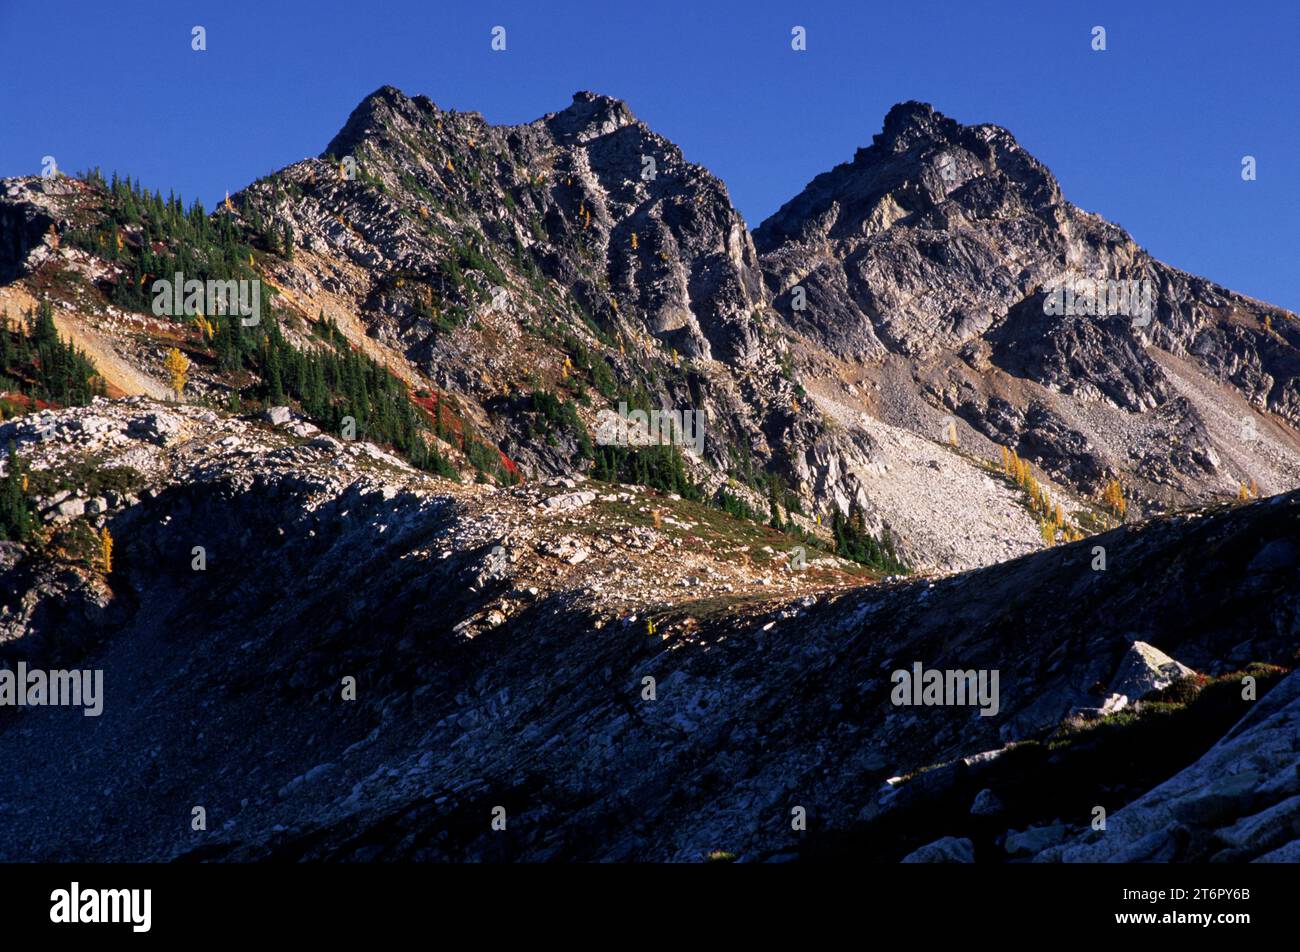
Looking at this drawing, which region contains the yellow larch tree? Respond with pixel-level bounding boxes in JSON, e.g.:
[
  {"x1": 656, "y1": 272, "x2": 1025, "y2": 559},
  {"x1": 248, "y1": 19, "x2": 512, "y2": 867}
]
[
  {"x1": 163, "y1": 347, "x2": 190, "y2": 400},
  {"x1": 100, "y1": 526, "x2": 113, "y2": 573},
  {"x1": 1102, "y1": 477, "x2": 1127, "y2": 519}
]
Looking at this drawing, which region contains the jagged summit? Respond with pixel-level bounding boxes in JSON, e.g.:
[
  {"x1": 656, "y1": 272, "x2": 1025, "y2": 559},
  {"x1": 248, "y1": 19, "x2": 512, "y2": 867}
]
[
  {"x1": 748, "y1": 97, "x2": 1300, "y2": 517},
  {"x1": 871, "y1": 100, "x2": 964, "y2": 153},
  {"x1": 326, "y1": 85, "x2": 642, "y2": 159},
  {"x1": 757, "y1": 100, "x2": 1061, "y2": 253},
  {"x1": 545, "y1": 90, "x2": 638, "y2": 142},
  {"x1": 324, "y1": 85, "x2": 438, "y2": 157}
]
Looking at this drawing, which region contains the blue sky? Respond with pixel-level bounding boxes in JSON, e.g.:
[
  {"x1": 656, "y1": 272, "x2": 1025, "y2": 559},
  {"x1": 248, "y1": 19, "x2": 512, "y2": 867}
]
[{"x1": 2, "y1": 0, "x2": 1297, "y2": 308}]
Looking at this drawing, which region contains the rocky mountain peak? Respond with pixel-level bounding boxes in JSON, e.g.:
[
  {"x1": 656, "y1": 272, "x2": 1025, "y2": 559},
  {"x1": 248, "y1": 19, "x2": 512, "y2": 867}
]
[
  {"x1": 757, "y1": 101, "x2": 1060, "y2": 252},
  {"x1": 324, "y1": 84, "x2": 430, "y2": 157},
  {"x1": 871, "y1": 100, "x2": 962, "y2": 154},
  {"x1": 545, "y1": 90, "x2": 638, "y2": 143}
]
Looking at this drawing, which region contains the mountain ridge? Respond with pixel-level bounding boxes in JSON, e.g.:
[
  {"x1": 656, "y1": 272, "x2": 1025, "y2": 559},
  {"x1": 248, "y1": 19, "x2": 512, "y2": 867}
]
[{"x1": 4, "y1": 88, "x2": 1300, "y2": 573}]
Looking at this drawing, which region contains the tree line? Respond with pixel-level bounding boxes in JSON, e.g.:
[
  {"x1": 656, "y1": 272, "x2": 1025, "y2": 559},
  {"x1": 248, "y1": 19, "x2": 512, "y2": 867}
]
[{"x1": 0, "y1": 302, "x2": 106, "y2": 409}]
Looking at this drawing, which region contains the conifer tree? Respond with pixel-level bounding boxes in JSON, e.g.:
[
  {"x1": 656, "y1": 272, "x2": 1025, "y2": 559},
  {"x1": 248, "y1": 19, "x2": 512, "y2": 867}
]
[{"x1": 0, "y1": 443, "x2": 31, "y2": 541}]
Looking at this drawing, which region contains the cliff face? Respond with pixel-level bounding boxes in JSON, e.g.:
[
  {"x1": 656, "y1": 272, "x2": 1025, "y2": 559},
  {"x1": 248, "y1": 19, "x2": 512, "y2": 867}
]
[{"x1": 755, "y1": 101, "x2": 1300, "y2": 515}]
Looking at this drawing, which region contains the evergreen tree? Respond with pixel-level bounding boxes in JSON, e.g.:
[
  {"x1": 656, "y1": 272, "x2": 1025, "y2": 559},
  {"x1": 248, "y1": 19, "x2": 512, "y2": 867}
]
[{"x1": 0, "y1": 442, "x2": 31, "y2": 541}]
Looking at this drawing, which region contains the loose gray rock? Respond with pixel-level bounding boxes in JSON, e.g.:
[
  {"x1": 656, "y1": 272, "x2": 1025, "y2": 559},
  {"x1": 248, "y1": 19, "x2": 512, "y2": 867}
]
[
  {"x1": 900, "y1": 836, "x2": 974, "y2": 863},
  {"x1": 970, "y1": 788, "x2": 1004, "y2": 817},
  {"x1": 128, "y1": 412, "x2": 181, "y2": 446},
  {"x1": 1005, "y1": 823, "x2": 1071, "y2": 857},
  {"x1": 541, "y1": 491, "x2": 596, "y2": 512}
]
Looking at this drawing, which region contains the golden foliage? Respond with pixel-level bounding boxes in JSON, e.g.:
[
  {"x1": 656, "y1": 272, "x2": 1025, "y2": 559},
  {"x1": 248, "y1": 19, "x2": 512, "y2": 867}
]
[
  {"x1": 163, "y1": 347, "x2": 190, "y2": 399},
  {"x1": 100, "y1": 526, "x2": 113, "y2": 574},
  {"x1": 1102, "y1": 478, "x2": 1127, "y2": 519},
  {"x1": 1002, "y1": 444, "x2": 1080, "y2": 544}
]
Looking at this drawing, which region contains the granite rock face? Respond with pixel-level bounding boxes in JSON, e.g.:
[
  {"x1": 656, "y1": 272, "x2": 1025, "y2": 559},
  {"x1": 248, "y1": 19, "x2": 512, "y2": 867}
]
[
  {"x1": 1031, "y1": 671, "x2": 1300, "y2": 863},
  {"x1": 755, "y1": 101, "x2": 1300, "y2": 513}
]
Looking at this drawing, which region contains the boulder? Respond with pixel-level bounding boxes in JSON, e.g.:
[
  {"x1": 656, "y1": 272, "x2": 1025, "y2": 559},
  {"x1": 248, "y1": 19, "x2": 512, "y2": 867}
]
[
  {"x1": 54, "y1": 497, "x2": 85, "y2": 521},
  {"x1": 0, "y1": 540, "x2": 25, "y2": 571},
  {"x1": 900, "y1": 836, "x2": 974, "y2": 863},
  {"x1": 1109, "y1": 641, "x2": 1195, "y2": 702},
  {"x1": 970, "y1": 788, "x2": 1004, "y2": 817},
  {"x1": 541, "y1": 490, "x2": 596, "y2": 512},
  {"x1": 128, "y1": 412, "x2": 181, "y2": 446},
  {"x1": 1005, "y1": 823, "x2": 1071, "y2": 856}
]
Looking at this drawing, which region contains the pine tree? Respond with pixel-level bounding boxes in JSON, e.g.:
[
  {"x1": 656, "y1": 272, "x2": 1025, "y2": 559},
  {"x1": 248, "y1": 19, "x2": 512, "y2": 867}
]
[
  {"x1": 265, "y1": 345, "x2": 285, "y2": 404},
  {"x1": 0, "y1": 443, "x2": 31, "y2": 541}
]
